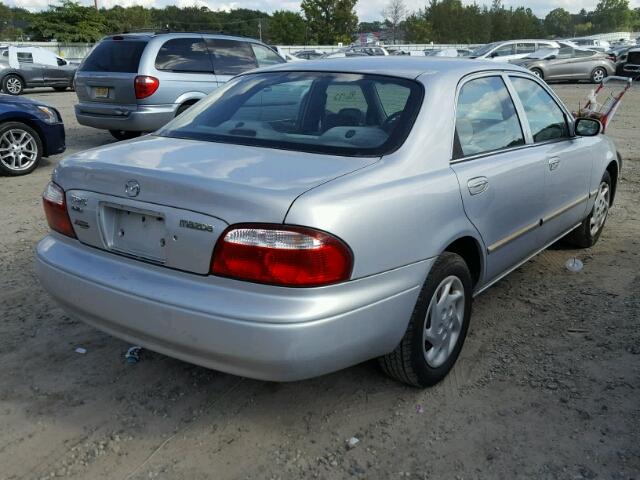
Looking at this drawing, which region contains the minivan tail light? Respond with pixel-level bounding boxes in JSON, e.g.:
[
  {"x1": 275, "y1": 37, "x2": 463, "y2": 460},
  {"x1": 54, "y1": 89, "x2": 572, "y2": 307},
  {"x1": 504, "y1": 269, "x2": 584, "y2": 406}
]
[
  {"x1": 42, "y1": 182, "x2": 76, "y2": 238},
  {"x1": 134, "y1": 75, "x2": 159, "y2": 99},
  {"x1": 211, "y1": 225, "x2": 353, "y2": 287}
]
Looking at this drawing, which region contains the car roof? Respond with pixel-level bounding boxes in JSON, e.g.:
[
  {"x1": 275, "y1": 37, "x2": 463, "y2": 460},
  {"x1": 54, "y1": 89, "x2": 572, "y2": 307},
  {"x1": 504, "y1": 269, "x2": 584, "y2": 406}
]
[
  {"x1": 253, "y1": 56, "x2": 529, "y2": 80},
  {"x1": 102, "y1": 32, "x2": 263, "y2": 44}
]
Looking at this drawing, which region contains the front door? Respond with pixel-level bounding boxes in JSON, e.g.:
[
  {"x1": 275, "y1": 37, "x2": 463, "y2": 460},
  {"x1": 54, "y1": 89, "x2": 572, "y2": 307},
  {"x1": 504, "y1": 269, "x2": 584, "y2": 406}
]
[
  {"x1": 451, "y1": 74, "x2": 547, "y2": 282},
  {"x1": 507, "y1": 75, "x2": 592, "y2": 241}
]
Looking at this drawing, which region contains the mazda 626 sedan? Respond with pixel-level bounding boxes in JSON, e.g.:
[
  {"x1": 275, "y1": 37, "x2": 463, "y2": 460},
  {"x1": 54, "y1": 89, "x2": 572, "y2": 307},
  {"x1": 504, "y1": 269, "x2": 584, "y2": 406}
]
[{"x1": 36, "y1": 58, "x2": 620, "y2": 387}]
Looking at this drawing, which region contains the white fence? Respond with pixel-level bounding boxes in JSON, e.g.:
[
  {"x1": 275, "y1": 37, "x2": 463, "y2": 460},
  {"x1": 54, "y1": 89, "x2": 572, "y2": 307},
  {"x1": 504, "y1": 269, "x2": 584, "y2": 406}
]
[{"x1": 2, "y1": 32, "x2": 638, "y2": 62}]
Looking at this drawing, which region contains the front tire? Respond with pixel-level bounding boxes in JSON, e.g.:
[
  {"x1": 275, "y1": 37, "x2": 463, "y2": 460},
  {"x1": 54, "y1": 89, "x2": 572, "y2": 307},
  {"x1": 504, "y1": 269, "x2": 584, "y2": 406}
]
[
  {"x1": 2, "y1": 74, "x2": 24, "y2": 95},
  {"x1": 565, "y1": 171, "x2": 611, "y2": 248},
  {"x1": 379, "y1": 252, "x2": 473, "y2": 387},
  {"x1": 109, "y1": 130, "x2": 141, "y2": 141},
  {"x1": 0, "y1": 122, "x2": 43, "y2": 176},
  {"x1": 591, "y1": 67, "x2": 607, "y2": 84}
]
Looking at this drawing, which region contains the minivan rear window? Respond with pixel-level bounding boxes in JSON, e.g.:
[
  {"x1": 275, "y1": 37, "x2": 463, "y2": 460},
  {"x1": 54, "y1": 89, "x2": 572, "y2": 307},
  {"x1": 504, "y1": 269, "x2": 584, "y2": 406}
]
[
  {"x1": 80, "y1": 40, "x2": 148, "y2": 73},
  {"x1": 158, "y1": 72, "x2": 423, "y2": 157}
]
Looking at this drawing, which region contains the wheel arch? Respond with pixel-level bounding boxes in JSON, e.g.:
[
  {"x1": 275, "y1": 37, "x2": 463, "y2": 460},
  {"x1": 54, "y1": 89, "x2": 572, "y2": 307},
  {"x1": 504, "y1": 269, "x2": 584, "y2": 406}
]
[
  {"x1": 443, "y1": 235, "x2": 484, "y2": 288},
  {"x1": 1, "y1": 71, "x2": 26, "y2": 90},
  {"x1": 606, "y1": 155, "x2": 620, "y2": 204},
  {"x1": 0, "y1": 116, "x2": 47, "y2": 155}
]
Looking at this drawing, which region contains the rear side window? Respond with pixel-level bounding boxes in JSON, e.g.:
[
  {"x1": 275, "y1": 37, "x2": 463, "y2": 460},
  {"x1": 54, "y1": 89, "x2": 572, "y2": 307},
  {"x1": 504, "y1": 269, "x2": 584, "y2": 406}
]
[
  {"x1": 375, "y1": 83, "x2": 411, "y2": 116},
  {"x1": 17, "y1": 52, "x2": 33, "y2": 63},
  {"x1": 251, "y1": 44, "x2": 283, "y2": 67},
  {"x1": 509, "y1": 77, "x2": 569, "y2": 143},
  {"x1": 516, "y1": 42, "x2": 536, "y2": 54},
  {"x1": 155, "y1": 38, "x2": 212, "y2": 73},
  {"x1": 455, "y1": 76, "x2": 524, "y2": 157},
  {"x1": 206, "y1": 39, "x2": 257, "y2": 76},
  {"x1": 80, "y1": 40, "x2": 148, "y2": 73}
]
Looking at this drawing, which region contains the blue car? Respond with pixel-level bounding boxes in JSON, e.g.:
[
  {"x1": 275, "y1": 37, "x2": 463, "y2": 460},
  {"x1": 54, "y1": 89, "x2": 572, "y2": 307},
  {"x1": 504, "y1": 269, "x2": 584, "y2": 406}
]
[{"x1": 0, "y1": 93, "x2": 65, "y2": 176}]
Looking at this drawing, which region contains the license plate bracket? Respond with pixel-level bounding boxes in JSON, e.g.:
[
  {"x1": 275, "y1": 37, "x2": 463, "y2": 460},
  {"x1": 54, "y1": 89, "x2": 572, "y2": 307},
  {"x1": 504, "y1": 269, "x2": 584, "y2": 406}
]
[
  {"x1": 103, "y1": 205, "x2": 167, "y2": 263},
  {"x1": 94, "y1": 86, "x2": 109, "y2": 98}
]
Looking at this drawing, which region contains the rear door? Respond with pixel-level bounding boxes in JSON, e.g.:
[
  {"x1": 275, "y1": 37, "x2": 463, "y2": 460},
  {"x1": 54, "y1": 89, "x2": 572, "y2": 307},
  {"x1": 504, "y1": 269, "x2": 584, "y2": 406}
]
[
  {"x1": 205, "y1": 38, "x2": 258, "y2": 85},
  {"x1": 74, "y1": 38, "x2": 148, "y2": 114},
  {"x1": 16, "y1": 51, "x2": 44, "y2": 86},
  {"x1": 507, "y1": 74, "x2": 592, "y2": 241},
  {"x1": 450, "y1": 74, "x2": 546, "y2": 282}
]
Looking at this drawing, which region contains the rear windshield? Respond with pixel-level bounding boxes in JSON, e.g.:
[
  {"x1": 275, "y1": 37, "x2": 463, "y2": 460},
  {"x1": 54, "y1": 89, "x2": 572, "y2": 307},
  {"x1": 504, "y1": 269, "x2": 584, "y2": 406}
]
[
  {"x1": 158, "y1": 72, "x2": 423, "y2": 157},
  {"x1": 79, "y1": 40, "x2": 148, "y2": 73}
]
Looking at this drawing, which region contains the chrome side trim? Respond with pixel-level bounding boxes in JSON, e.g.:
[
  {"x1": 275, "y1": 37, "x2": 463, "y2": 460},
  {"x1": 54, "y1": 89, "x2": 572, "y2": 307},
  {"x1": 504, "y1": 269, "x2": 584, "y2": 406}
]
[
  {"x1": 541, "y1": 193, "x2": 589, "y2": 224},
  {"x1": 487, "y1": 220, "x2": 540, "y2": 254},
  {"x1": 474, "y1": 222, "x2": 582, "y2": 297}
]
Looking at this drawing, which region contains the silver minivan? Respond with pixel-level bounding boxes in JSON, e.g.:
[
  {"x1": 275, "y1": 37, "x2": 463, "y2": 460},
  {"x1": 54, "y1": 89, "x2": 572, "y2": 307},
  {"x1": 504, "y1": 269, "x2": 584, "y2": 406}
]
[{"x1": 74, "y1": 33, "x2": 284, "y2": 140}]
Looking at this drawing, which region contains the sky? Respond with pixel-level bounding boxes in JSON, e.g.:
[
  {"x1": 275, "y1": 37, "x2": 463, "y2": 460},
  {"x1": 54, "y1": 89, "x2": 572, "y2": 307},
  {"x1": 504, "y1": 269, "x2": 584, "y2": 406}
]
[{"x1": 4, "y1": 0, "x2": 640, "y2": 22}]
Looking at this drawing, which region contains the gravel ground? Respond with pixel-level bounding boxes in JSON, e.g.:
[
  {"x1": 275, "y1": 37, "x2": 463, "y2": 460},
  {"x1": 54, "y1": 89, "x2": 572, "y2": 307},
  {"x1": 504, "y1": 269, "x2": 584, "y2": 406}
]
[{"x1": 0, "y1": 84, "x2": 639, "y2": 480}]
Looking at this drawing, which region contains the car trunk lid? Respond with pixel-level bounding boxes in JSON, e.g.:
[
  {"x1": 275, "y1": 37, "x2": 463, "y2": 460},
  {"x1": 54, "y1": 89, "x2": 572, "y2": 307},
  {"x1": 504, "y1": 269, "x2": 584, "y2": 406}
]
[{"x1": 54, "y1": 135, "x2": 378, "y2": 273}]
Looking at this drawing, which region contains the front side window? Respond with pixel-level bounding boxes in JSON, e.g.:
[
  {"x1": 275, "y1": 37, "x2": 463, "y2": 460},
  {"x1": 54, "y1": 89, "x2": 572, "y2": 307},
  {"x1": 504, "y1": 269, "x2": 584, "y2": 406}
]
[
  {"x1": 206, "y1": 39, "x2": 257, "y2": 76},
  {"x1": 159, "y1": 72, "x2": 423, "y2": 156},
  {"x1": 455, "y1": 76, "x2": 524, "y2": 158},
  {"x1": 155, "y1": 38, "x2": 212, "y2": 73},
  {"x1": 510, "y1": 76, "x2": 569, "y2": 143},
  {"x1": 251, "y1": 44, "x2": 283, "y2": 67}
]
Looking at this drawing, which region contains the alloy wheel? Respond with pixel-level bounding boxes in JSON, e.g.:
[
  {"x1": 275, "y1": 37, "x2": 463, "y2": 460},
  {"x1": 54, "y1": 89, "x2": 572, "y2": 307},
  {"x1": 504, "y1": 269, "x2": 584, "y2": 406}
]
[
  {"x1": 423, "y1": 275, "x2": 465, "y2": 368},
  {"x1": 5, "y1": 77, "x2": 22, "y2": 94},
  {"x1": 0, "y1": 129, "x2": 38, "y2": 172},
  {"x1": 589, "y1": 181, "x2": 610, "y2": 237},
  {"x1": 593, "y1": 68, "x2": 605, "y2": 83}
]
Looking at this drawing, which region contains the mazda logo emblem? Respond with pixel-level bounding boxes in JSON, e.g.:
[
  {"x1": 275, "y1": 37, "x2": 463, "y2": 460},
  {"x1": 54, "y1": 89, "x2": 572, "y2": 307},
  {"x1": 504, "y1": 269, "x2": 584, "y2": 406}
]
[{"x1": 125, "y1": 180, "x2": 140, "y2": 197}]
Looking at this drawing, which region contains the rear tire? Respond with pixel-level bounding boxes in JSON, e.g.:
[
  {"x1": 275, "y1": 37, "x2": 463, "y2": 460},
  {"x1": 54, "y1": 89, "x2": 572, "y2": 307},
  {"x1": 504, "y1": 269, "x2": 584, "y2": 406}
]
[
  {"x1": 379, "y1": 252, "x2": 473, "y2": 387},
  {"x1": 0, "y1": 122, "x2": 43, "y2": 176},
  {"x1": 176, "y1": 101, "x2": 196, "y2": 117},
  {"x1": 109, "y1": 130, "x2": 141, "y2": 141},
  {"x1": 564, "y1": 171, "x2": 611, "y2": 248},
  {"x1": 2, "y1": 74, "x2": 24, "y2": 95},
  {"x1": 53, "y1": 86, "x2": 68, "y2": 92},
  {"x1": 591, "y1": 67, "x2": 607, "y2": 84}
]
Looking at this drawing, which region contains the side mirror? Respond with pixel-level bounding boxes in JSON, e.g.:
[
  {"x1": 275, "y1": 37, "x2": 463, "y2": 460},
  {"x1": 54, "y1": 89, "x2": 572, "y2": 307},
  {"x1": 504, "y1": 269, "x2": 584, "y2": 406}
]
[
  {"x1": 575, "y1": 117, "x2": 602, "y2": 136},
  {"x1": 547, "y1": 55, "x2": 556, "y2": 60},
  {"x1": 490, "y1": 51, "x2": 499, "y2": 58}
]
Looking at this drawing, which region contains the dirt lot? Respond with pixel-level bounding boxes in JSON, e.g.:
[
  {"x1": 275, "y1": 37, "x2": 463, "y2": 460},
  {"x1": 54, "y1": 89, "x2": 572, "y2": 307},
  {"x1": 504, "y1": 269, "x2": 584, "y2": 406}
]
[{"x1": 1, "y1": 84, "x2": 638, "y2": 480}]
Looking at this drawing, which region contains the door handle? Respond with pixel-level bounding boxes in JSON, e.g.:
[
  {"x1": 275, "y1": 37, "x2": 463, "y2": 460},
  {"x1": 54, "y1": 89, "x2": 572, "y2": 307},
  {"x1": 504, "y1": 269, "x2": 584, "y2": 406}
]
[
  {"x1": 548, "y1": 157, "x2": 560, "y2": 171},
  {"x1": 467, "y1": 176, "x2": 489, "y2": 195}
]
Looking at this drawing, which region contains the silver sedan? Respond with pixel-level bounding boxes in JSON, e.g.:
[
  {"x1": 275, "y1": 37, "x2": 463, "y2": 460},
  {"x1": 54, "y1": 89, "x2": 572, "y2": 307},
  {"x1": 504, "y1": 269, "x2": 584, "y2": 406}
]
[{"x1": 36, "y1": 58, "x2": 620, "y2": 387}]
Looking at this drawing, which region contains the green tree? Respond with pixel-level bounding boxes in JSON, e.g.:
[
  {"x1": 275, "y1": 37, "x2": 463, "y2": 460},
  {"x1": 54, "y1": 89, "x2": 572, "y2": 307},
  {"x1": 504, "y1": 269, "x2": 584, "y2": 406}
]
[
  {"x1": 592, "y1": 0, "x2": 632, "y2": 32},
  {"x1": 404, "y1": 9, "x2": 431, "y2": 43},
  {"x1": 301, "y1": 0, "x2": 358, "y2": 45},
  {"x1": 29, "y1": 0, "x2": 106, "y2": 42},
  {"x1": 267, "y1": 11, "x2": 307, "y2": 44},
  {"x1": 544, "y1": 8, "x2": 573, "y2": 37},
  {"x1": 101, "y1": 5, "x2": 152, "y2": 34}
]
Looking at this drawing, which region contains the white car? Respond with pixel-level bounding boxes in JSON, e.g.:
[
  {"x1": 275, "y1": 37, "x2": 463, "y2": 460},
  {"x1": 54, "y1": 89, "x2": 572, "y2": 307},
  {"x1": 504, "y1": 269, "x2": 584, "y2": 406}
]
[{"x1": 470, "y1": 39, "x2": 560, "y2": 62}]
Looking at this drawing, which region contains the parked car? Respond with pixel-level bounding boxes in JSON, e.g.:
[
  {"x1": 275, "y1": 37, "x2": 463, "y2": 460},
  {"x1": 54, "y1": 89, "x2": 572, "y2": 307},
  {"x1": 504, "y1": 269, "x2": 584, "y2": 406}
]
[
  {"x1": 469, "y1": 39, "x2": 560, "y2": 62},
  {"x1": 0, "y1": 46, "x2": 76, "y2": 95},
  {"x1": 572, "y1": 38, "x2": 611, "y2": 52},
  {"x1": 74, "y1": 33, "x2": 285, "y2": 141},
  {"x1": 0, "y1": 93, "x2": 65, "y2": 175},
  {"x1": 274, "y1": 47, "x2": 304, "y2": 62},
  {"x1": 511, "y1": 47, "x2": 615, "y2": 83},
  {"x1": 37, "y1": 58, "x2": 620, "y2": 387},
  {"x1": 292, "y1": 49, "x2": 324, "y2": 60},
  {"x1": 322, "y1": 46, "x2": 389, "y2": 59},
  {"x1": 424, "y1": 48, "x2": 459, "y2": 57},
  {"x1": 618, "y1": 46, "x2": 640, "y2": 77}
]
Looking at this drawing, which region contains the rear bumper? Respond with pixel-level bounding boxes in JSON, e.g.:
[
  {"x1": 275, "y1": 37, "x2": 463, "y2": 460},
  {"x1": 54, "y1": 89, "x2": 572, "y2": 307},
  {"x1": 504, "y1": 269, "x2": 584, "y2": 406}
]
[
  {"x1": 36, "y1": 235, "x2": 430, "y2": 381},
  {"x1": 74, "y1": 103, "x2": 176, "y2": 132}
]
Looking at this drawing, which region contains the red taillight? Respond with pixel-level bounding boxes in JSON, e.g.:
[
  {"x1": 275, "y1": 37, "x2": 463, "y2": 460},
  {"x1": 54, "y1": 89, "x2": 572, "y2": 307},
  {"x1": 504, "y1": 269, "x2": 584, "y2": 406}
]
[
  {"x1": 134, "y1": 75, "x2": 159, "y2": 99},
  {"x1": 211, "y1": 225, "x2": 353, "y2": 287},
  {"x1": 42, "y1": 182, "x2": 76, "y2": 238}
]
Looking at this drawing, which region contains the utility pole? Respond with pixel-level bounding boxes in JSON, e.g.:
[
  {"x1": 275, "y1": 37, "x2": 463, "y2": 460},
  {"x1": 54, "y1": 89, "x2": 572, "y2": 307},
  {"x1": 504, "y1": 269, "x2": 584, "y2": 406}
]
[
  {"x1": 94, "y1": 0, "x2": 98, "y2": 9},
  {"x1": 258, "y1": 18, "x2": 262, "y2": 41}
]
